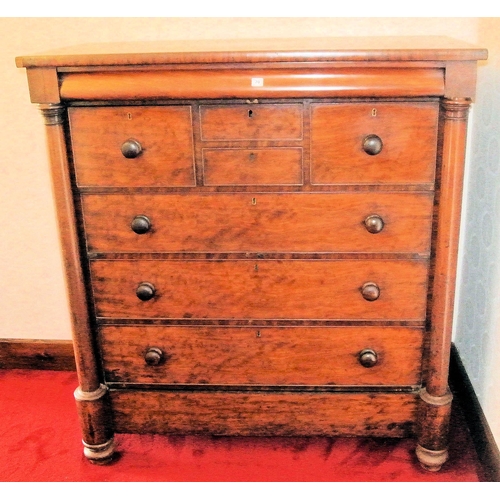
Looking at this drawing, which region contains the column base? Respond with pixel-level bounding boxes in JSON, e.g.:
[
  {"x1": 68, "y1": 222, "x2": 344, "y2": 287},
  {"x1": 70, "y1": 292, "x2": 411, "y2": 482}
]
[
  {"x1": 415, "y1": 444, "x2": 448, "y2": 472},
  {"x1": 74, "y1": 384, "x2": 115, "y2": 464},
  {"x1": 83, "y1": 437, "x2": 116, "y2": 465},
  {"x1": 416, "y1": 386, "x2": 453, "y2": 472}
]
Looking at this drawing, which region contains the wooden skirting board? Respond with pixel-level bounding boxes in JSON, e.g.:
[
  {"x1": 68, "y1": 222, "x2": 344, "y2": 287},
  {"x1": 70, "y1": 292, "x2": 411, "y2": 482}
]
[
  {"x1": 0, "y1": 338, "x2": 498, "y2": 480},
  {"x1": 0, "y1": 339, "x2": 76, "y2": 371},
  {"x1": 448, "y1": 344, "x2": 500, "y2": 482}
]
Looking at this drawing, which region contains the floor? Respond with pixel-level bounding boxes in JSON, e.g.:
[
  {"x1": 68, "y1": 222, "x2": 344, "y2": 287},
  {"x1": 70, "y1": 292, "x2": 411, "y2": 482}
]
[{"x1": 0, "y1": 368, "x2": 484, "y2": 482}]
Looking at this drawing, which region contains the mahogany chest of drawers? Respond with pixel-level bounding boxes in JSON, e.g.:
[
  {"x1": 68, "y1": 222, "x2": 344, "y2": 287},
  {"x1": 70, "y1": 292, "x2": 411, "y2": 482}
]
[{"x1": 17, "y1": 37, "x2": 487, "y2": 471}]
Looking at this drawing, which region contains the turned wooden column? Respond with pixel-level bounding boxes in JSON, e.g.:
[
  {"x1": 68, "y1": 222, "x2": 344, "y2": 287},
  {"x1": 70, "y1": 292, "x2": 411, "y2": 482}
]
[
  {"x1": 417, "y1": 97, "x2": 471, "y2": 471},
  {"x1": 39, "y1": 104, "x2": 115, "y2": 463}
]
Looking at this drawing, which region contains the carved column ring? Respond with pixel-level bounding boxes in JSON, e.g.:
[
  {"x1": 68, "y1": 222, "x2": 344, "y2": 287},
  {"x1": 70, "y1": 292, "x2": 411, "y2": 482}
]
[
  {"x1": 419, "y1": 387, "x2": 453, "y2": 406},
  {"x1": 441, "y1": 97, "x2": 472, "y2": 120},
  {"x1": 74, "y1": 383, "x2": 108, "y2": 402},
  {"x1": 38, "y1": 103, "x2": 66, "y2": 126}
]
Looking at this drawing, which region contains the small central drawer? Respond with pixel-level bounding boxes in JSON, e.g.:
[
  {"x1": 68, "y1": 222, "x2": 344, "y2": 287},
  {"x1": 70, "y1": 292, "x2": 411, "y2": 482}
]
[
  {"x1": 200, "y1": 104, "x2": 303, "y2": 141},
  {"x1": 202, "y1": 147, "x2": 303, "y2": 185},
  {"x1": 99, "y1": 325, "x2": 423, "y2": 386}
]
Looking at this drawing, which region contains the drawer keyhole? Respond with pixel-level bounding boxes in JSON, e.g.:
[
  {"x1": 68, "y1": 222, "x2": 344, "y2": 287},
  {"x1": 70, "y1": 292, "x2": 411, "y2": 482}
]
[{"x1": 248, "y1": 109, "x2": 253, "y2": 118}]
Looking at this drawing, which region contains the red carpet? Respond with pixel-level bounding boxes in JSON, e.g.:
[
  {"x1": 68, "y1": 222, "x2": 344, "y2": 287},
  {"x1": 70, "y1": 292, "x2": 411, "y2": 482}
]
[{"x1": 0, "y1": 369, "x2": 482, "y2": 482}]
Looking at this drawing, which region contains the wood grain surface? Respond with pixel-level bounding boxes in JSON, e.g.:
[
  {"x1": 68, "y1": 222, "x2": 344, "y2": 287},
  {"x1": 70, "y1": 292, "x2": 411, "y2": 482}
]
[
  {"x1": 426, "y1": 99, "x2": 471, "y2": 396},
  {"x1": 202, "y1": 148, "x2": 303, "y2": 186},
  {"x1": 16, "y1": 36, "x2": 487, "y2": 69},
  {"x1": 0, "y1": 339, "x2": 75, "y2": 371},
  {"x1": 90, "y1": 259, "x2": 430, "y2": 320},
  {"x1": 69, "y1": 106, "x2": 195, "y2": 187},
  {"x1": 58, "y1": 68, "x2": 446, "y2": 101},
  {"x1": 311, "y1": 101, "x2": 439, "y2": 185},
  {"x1": 40, "y1": 105, "x2": 101, "y2": 391},
  {"x1": 99, "y1": 325, "x2": 423, "y2": 386},
  {"x1": 110, "y1": 389, "x2": 418, "y2": 437},
  {"x1": 200, "y1": 104, "x2": 303, "y2": 141},
  {"x1": 81, "y1": 192, "x2": 434, "y2": 254}
]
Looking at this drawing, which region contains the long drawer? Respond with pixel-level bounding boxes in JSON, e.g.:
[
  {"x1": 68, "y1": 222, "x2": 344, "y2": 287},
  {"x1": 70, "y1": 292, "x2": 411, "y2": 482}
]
[
  {"x1": 89, "y1": 259, "x2": 429, "y2": 320},
  {"x1": 99, "y1": 325, "x2": 423, "y2": 386},
  {"x1": 82, "y1": 192, "x2": 434, "y2": 254}
]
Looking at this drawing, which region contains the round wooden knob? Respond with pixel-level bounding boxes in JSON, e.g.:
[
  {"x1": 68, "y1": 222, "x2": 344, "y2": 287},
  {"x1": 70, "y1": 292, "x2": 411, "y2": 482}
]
[
  {"x1": 136, "y1": 282, "x2": 155, "y2": 301},
  {"x1": 362, "y1": 134, "x2": 383, "y2": 155},
  {"x1": 121, "y1": 139, "x2": 142, "y2": 158},
  {"x1": 361, "y1": 282, "x2": 380, "y2": 301},
  {"x1": 364, "y1": 215, "x2": 384, "y2": 234},
  {"x1": 131, "y1": 215, "x2": 151, "y2": 234},
  {"x1": 144, "y1": 347, "x2": 164, "y2": 366},
  {"x1": 359, "y1": 349, "x2": 378, "y2": 368}
]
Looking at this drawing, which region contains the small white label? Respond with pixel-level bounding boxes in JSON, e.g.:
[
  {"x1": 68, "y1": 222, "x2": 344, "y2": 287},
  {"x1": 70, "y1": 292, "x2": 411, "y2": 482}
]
[{"x1": 251, "y1": 77, "x2": 264, "y2": 87}]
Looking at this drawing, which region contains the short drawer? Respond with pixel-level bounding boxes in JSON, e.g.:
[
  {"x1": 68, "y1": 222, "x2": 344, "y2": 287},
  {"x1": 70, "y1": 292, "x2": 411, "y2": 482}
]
[
  {"x1": 99, "y1": 325, "x2": 423, "y2": 386},
  {"x1": 200, "y1": 104, "x2": 303, "y2": 141},
  {"x1": 82, "y1": 192, "x2": 434, "y2": 254},
  {"x1": 69, "y1": 106, "x2": 195, "y2": 187},
  {"x1": 202, "y1": 147, "x2": 303, "y2": 185},
  {"x1": 90, "y1": 259, "x2": 429, "y2": 320},
  {"x1": 310, "y1": 101, "x2": 439, "y2": 185}
]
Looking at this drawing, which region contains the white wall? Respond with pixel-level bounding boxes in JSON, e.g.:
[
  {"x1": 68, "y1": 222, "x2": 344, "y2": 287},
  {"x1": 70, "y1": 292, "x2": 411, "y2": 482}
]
[{"x1": 453, "y1": 17, "x2": 500, "y2": 449}]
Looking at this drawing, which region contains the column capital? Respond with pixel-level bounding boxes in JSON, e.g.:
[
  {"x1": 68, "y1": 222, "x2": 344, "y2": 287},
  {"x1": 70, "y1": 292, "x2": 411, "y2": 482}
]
[
  {"x1": 441, "y1": 97, "x2": 472, "y2": 120},
  {"x1": 38, "y1": 103, "x2": 65, "y2": 126}
]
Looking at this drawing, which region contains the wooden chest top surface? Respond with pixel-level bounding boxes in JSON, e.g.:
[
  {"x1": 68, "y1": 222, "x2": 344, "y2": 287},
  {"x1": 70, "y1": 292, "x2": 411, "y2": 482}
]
[{"x1": 15, "y1": 36, "x2": 487, "y2": 68}]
